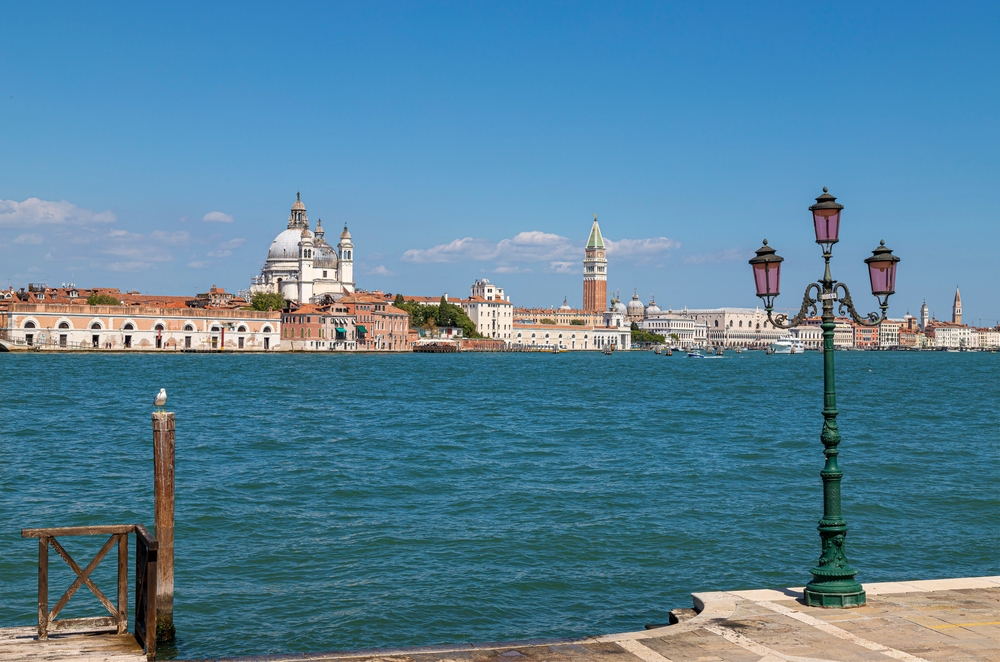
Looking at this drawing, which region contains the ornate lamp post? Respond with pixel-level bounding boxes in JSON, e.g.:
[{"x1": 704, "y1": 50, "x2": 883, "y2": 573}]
[{"x1": 749, "y1": 187, "x2": 900, "y2": 608}]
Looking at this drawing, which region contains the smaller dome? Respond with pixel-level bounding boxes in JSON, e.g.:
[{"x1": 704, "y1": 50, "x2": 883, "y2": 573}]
[
  {"x1": 645, "y1": 295, "x2": 661, "y2": 316},
  {"x1": 301, "y1": 228, "x2": 312, "y2": 238},
  {"x1": 340, "y1": 224, "x2": 351, "y2": 240},
  {"x1": 559, "y1": 297, "x2": 572, "y2": 311},
  {"x1": 626, "y1": 290, "x2": 645, "y2": 315},
  {"x1": 612, "y1": 297, "x2": 627, "y2": 314},
  {"x1": 291, "y1": 192, "x2": 305, "y2": 211}
]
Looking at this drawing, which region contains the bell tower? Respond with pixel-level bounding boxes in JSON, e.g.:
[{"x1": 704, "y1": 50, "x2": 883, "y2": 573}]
[
  {"x1": 952, "y1": 287, "x2": 962, "y2": 324},
  {"x1": 338, "y1": 224, "x2": 355, "y2": 291},
  {"x1": 583, "y1": 214, "x2": 607, "y2": 312}
]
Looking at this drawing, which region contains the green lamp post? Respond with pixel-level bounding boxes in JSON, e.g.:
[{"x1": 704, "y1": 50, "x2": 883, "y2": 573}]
[{"x1": 749, "y1": 187, "x2": 900, "y2": 608}]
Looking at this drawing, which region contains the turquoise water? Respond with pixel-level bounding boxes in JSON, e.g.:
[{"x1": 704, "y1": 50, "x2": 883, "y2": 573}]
[{"x1": 0, "y1": 351, "x2": 997, "y2": 659}]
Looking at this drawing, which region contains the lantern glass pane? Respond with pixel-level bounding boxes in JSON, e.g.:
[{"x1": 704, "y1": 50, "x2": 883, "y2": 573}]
[
  {"x1": 868, "y1": 260, "x2": 895, "y2": 295},
  {"x1": 813, "y1": 209, "x2": 840, "y2": 243},
  {"x1": 753, "y1": 262, "x2": 780, "y2": 297}
]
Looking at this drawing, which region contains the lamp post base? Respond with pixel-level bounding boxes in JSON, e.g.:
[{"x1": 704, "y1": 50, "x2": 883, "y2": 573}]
[{"x1": 803, "y1": 582, "x2": 866, "y2": 608}]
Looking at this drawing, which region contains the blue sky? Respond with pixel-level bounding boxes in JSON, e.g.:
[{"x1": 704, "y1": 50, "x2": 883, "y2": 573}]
[{"x1": 1, "y1": 2, "x2": 997, "y2": 322}]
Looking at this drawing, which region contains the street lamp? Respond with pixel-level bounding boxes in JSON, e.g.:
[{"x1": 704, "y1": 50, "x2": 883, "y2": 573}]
[{"x1": 749, "y1": 187, "x2": 899, "y2": 608}]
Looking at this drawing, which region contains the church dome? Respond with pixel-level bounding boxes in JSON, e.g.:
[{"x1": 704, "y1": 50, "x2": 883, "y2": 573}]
[
  {"x1": 627, "y1": 290, "x2": 645, "y2": 316},
  {"x1": 291, "y1": 192, "x2": 305, "y2": 211},
  {"x1": 612, "y1": 297, "x2": 627, "y2": 314},
  {"x1": 340, "y1": 224, "x2": 352, "y2": 240},
  {"x1": 645, "y1": 296, "x2": 661, "y2": 316},
  {"x1": 268, "y1": 229, "x2": 305, "y2": 260},
  {"x1": 559, "y1": 297, "x2": 572, "y2": 311}
]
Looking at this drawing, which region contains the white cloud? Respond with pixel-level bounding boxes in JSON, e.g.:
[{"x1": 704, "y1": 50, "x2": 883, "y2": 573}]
[
  {"x1": 202, "y1": 211, "x2": 234, "y2": 223},
  {"x1": 548, "y1": 261, "x2": 575, "y2": 274},
  {"x1": 0, "y1": 198, "x2": 115, "y2": 228},
  {"x1": 105, "y1": 261, "x2": 156, "y2": 272},
  {"x1": 207, "y1": 237, "x2": 245, "y2": 258},
  {"x1": 404, "y1": 230, "x2": 678, "y2": 267},
  {"x1": 684, "y1": 248, "x2": 744, "y2": 264},
  {"x1": 188, "y1": 261, "x2": 211, "y2": 269},
  {"x1": 13, "y1": 233, "x2": 43, "y2": 245},
  {"x1": 606, "y1": 237, "x2": 679, "y2": 257},
  {"x1": 494, "y1": 265, "x2": 533, "y2": 274},
  {"x1": 371, "y1": 265, "x2": 394, "y2": 276}
]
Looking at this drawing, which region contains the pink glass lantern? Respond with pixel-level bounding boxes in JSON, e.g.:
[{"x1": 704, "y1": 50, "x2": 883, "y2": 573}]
[
  {"x1": 864, "y1": 240, "x2": 900, "y2": 297},
  {"x1": 749, "y1": 240, "x2": 783, "y2": 306},
  {"x1": 809, "y1": 187, "x2": 844, "y2": 246}
]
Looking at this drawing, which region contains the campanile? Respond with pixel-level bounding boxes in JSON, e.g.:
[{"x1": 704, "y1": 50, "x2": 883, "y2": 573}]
[{"x1": 583, "y1": 215, "x2": 607, "y2": 312}]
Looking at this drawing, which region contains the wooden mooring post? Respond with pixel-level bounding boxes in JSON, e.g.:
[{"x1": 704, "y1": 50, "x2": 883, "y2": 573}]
[{"x1": 151, "y1": 412, "x2": 176, "y2": 642}]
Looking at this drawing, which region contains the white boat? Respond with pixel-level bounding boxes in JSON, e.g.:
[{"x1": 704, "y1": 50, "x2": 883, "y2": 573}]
[
  {"x1": 687, "y1": 350, "x2": 705, "y2": 358},
  {"x1": 770, "y1": 336, "x2": 805, "y2": 354}
]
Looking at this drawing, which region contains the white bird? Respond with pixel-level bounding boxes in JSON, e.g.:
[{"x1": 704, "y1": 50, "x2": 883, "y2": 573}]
[{"x1": 154, "y1": 388, "x2": 167, "y2": 413}]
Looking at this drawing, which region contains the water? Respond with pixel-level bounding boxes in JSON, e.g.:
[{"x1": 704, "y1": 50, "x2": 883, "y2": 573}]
[{"x1": 0, "y1": 351, "x2": 997, "y2": 659}]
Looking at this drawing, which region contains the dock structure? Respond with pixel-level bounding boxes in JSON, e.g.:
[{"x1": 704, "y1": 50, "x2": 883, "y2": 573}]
[{"x1": 2, "y1": 576, "x2": 998, "y2": 660}]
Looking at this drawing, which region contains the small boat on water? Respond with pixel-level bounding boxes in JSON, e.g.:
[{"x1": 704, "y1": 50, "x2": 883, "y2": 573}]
[
  {"x1": 602, "y1": 346, "x2": 613, "y2": 355},
  {"x1": 770, "y1": 336, "x2": 805, "y2": 354},
  {"x1": 687, "y1": 350, "x2": 705, "y2": 358}
]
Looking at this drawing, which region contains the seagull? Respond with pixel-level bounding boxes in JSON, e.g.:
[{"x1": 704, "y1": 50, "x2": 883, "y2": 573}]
[{"x1": 154, "y1": 388, "x2": 167, "y2": 413}]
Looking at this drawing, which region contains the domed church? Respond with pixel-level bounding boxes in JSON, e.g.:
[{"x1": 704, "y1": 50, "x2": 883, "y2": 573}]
[{"x1": 250, "y1": 193, "x2": 355, "y2": 304}]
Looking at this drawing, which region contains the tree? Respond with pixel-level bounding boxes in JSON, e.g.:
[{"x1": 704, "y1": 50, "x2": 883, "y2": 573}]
[
  {"x1": 630, "y1": 321, "x2": 639, "y2": 331},
  {"x1": 669, "y1": 333, "x2": 680, "y2": 343},
  {"x1": 394, "y1": 293, "x2": 405, "y2": 307},
  {"x1": 570, "y1": 319, "x2": 586, "y2": 325},
  {"x1": 251, "y1": 292, "x2": 286, "y2": 311},
  {"x1": 631, "y1": 329, "x2": 666, "y2": 344},
  {"x1": 87, "y1": 293, "x2": 121, "y2": 306},
  {"x1": 540, "y1": 318, "x2": 556, "y2": 324}
]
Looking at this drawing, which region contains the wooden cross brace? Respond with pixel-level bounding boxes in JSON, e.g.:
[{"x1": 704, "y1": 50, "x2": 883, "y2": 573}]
[{"x1": 46, "y1": 534, "x2": 122, "y2": 623}]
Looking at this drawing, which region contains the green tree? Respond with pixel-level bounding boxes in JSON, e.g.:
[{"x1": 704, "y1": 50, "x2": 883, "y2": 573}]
[
  {"x1": 669, "y1": 333, "x2": 680, "y2": 343},
  {"x1": 540, "y1": 318, "x2": 556, "y2": 324},
  {"x1": 87, "y1": 293, "x2": 121, "y2": 306},
  {"x1": 631, "y1": 329, "x2": 666, "y2": 344},
  {"x1": 251, "y1": 292, "x2": 286, "y2": 311},
  {"x1": 570, "y1": 319, "x2": 586, "y2": 326},
  {"x1": 394, "y1": 293, "x2": 405, "y2": 307}
]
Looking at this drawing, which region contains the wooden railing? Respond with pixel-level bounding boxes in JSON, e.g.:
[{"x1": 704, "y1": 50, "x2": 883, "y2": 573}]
[{"x1": 22, "y1": 524, "x2": 158, "y2": 659}]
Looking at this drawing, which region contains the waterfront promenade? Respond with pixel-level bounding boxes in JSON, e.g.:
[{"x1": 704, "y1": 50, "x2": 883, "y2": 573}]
[{"x1": 2, "y1": 576, "x2": 998, "y2": 661}]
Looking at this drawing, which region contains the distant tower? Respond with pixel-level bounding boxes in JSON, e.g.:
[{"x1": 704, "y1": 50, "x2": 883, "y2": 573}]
[
  {"x1": 952, "y1": 287, "x2": 962, "y2": 325},
  {"x1": 583, "y1": 214, "x2": 607, "y2": 312},
  {"x1": 338, "y1": 224, "x2": 354, "y2": 289},
  {"x1": 920, "y1": 300, "x2": 929, "y2": 331}
]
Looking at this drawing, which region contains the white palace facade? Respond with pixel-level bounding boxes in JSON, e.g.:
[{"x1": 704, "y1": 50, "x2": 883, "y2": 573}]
[{"x1": 250, "y1": 193, "x2": 355, "y2": 304}]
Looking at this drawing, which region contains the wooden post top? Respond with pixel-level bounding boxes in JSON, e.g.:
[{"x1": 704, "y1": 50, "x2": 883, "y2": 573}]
[{"x1": 151, "y1": 412, "x2": 175, "y2": 428}]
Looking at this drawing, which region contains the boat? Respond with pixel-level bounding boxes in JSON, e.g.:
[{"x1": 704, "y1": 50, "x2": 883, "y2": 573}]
[
  {"x1": 687, "y1": 350, "x2": 704, "y2": 358},
  {"x1": 602, "y1": 346, "x2": 613, "y2": 355},
  {"x1": 770, "y1": 336, "x2": 805, "y2": 354},
  {"x1": 665, "y1": 348, "x2": 673, "y2": 356},
  {"x1": 654, "y1": 346, "x2": 662, "y2": 355}
]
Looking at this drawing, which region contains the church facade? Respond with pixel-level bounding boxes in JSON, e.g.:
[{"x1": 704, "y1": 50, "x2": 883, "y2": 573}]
[{"x1": 250, "y1": 193, "x2": 355, "y2": 304}]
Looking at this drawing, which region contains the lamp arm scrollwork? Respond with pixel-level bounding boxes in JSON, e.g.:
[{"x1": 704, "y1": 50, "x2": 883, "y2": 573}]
[
  {"x1": 835, "y1": 283, "x2": 884, "y2": 326},
  {"x1": 767, "y1": 283, "x2": 821, "y2": 330}
]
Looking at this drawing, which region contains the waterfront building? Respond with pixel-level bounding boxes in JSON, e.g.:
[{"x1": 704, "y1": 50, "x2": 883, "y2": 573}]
[
  {"x1": 3, "y1": 303, "x2": 279, "y2": 351},
  {"x1": 803, "y1": 317, "x2": 854, "y2": 348},
  {"x1": 339, "y1": 293, "x2": 410, "y2": 351},
  {"x1": 926, "y1": 321, "x2": 972, "y2": 349},
  {"x1": 461, "y1": 280, "x2": 514, "y2": 340},
  {"x1": 789, "y1": 325, "x2": 823, "y2": 350},
  {"x1": 852, "y1": 320, "x2": 880, "y2": 349},
  {"x1": 974, "y1": 327, "x2": 1000, "y2": 348},
  {"x1": 280, "y1": 303, "x2": 360, "y2": 351},
  {"x1": 878, "y1": 319, "x2": 902, "y2": 349},
  {"x1": 514, "y1": 304, "x2": 603, "y2": 327},
  {"x1": 250, "y1": 193, "x2": 355, "y2": 304},
  {"x1": 952, "y1": 287, "x2": 962, "y2": 325},
  {"x1": 670, "y1": 308, "x2": 785, "y2": 348},
  {"x1": 636, "y1": 315, "x2": 708, "y2": 347},
  {"x1": 582, "y1": 215, "x2": 607, "y2": 312},
  {"x1": 461, "y1": 296, "x2": 513, "y2": 340},
  {"x1": 512, "y1": 307, "x2": 631, "y2": 351}
]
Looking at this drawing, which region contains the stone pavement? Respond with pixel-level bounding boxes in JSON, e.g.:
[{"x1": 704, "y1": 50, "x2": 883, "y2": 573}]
[{"x1": 205, "y1": 576, "x2": 1000, "y2": 662}]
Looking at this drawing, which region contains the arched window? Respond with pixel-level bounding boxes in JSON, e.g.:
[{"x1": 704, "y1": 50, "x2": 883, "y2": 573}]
[
  {"x1": 237, "y1": 325, "x2": 247, "y2": 333},
  {"x1": 154, "y1": 323, "x2": 164, "y2": 331},
  {"x1": 58, "y1": 322, "x2": 70, "y2": 329},
  {"x1": 184, "y1": 324, "x2": 194, "y2": 332},
  {"x1": 123, "y1": 323, "x2": 135, "y2": 331},
  {"x1": 262, "y1": 326, "x2": 272, "y2": 333},
  {"x1": 90, "y1": 322, "x2": 102, "y2": 330},
  {"x1": 211, "y1": 326, "x2": 220, "y2": 332},
  {"x1": 739, "y1": 320, "x2": 743, "y2": 328},
  {"x1": 714, "y1": 320, "x2": 719, "y2": 327},
  {"x1": 24, "y1": 321, "x2": 36, "y2": 329}
]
